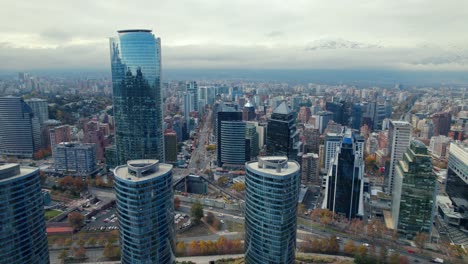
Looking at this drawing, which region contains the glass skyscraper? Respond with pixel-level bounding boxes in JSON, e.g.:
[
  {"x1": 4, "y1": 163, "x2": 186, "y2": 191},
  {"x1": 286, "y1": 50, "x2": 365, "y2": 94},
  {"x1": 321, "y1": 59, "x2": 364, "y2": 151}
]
[
  {"x1": 114, "y1": 160, "x2": 174, "y2": 263},
  {"x1": 245, "y1": 156, "x2": 300, "y2": 264},
  {"x1": 0, "y1": 164, "x2": 49, "y2": 263},
  {"x1": 392, "y1": 140, "x2": 437, "y2": 239},
  {"x1": 110, "y1": 29, "x2": 164, "y2": 164}
]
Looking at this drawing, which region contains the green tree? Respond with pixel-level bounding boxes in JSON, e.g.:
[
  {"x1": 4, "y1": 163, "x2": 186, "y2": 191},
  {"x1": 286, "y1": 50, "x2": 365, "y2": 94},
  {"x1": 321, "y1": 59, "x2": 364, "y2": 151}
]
[
  {"x1": 231, "y1": 182, "x2": 246, "y2": 192},
  {"x1": 328, "y1": 235, "x2": 340, "y2": 254},
  {"x1": 58, "y1": 249, "x2": 68, "y2": 263},
  {"x1": 217, "y1": 176, "x2": 228, "y2": 186},
  {"x1": 191, "y1": 201, "x2": 204, "y2": 224}
]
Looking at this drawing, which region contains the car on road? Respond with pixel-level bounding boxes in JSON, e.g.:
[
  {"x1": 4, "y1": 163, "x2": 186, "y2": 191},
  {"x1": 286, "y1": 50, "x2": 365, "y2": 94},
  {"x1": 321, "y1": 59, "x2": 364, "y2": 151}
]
[
  {"x1": 407, "y1": 249, "x2": 415, "y2": 254},
  {"x1": 220, "y1": 220, "x2": 225, "y2": 224},
  {"x1": 218, "y1": 213, "x2": 223, "y2": 217},
  {"x1": 362, "y1": 243, "x2": 369, "y2": 247}
]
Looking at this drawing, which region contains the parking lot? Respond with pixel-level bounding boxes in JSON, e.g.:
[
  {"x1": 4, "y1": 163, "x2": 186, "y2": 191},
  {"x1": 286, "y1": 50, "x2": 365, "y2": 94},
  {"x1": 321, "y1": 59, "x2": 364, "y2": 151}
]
[{"x1": 82, "y1": 207, "x2": 118, "y2": 232}]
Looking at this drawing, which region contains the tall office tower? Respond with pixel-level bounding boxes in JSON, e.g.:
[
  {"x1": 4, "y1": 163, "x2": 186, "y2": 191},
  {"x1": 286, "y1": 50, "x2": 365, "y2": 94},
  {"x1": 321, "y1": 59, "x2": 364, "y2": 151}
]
[
  {"x1": 83, "y1": 121, "x2": 109, "y2": 162},
  {"x1": 220, "y1": 120, "x2": 247, "y2": 167},
  {"x1": 49, "y1": 125, "x2": 72, "y2": 151},
  {"x1": 317, "y1": 111, "x2": 333, "y2": 134},
  {"x1": 186, "y1": 81, "x2": 199, "y2": 111},
  {"x1": 266, "y1": 102, "x2": 301, "y2": 160},
  {"x1": 301, "y1": 153, "x2": 320, "y2": 184},
  {"x1": 387, "y1": 121, "x2": 412, "y2": 194},
  {"x1": 0, "y1": 164, "x2": 49, "y2": 263},
  {"x1": 216, "y1": 108, "x2": 242, "y2": 166},
  {"x1": 53, "y1": 142, "x2": 96, "y2": 174},
  {"x1": 298, "y1": 106, "x2": 311, "y2": 123},
  {"x1": 392, "y1": 140, "x2": 437, "y2": 238},
  {"x1": 242, "y1": 100, "x2": 256, "y2": 121},
  {"x1": 303, "y1": 125, "x2": 320, "y2": 154},
  {"x1": 110, "y1": 29, "x2": 164, "y2": 164},
  {"x1": 324, "y1": 128, "x2": 364, "y2": 173},
  {"x1": 323, "y1": 130, "x2": 364, "y2": 220},
  {"x1": 25, "y1": 98, "x2": 48, "y2": 124},
  {"x1": 326, "y1": 101, "x2": 345, "y2": 124},
  {"x1": 351, "y1": 103, "x2": 363, "y2": 130},
  {"x1": 445, "y1": 141, "x2": 468, "y2": 230},
  {"x1": 164, "y1": 130, "x2": 178, "y2": 163},
  {"x1": 183, "y1": 92, "x2": 193, "y2": 133},
  {"x1": 291, "y1": 95, "x2": 303, "y2": 111},
  {"x1": 364, "y1": 102, "x2": 386, "y2": 130},
  {"x1": 432, "y1": 112, "x2": 452, "y2": 136},
  {"x1": 245, "y1": 123, "x2": 259, "y2": 159},
  {"x1": 245, "y1": 156, "x2": 300, "y2": 264},
  {"x1": 0, "y1": 96, "x2": 41, "y2": 157},
  {"x1": 114, "y1": 160, "x2": 174, "y2": 264}
]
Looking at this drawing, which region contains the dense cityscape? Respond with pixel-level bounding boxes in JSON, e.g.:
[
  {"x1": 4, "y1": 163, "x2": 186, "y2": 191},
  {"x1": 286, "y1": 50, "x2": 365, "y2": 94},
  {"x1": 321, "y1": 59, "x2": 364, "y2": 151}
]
[{"x1": 1, "y1": 2, "x2": 468, "y2": 264}]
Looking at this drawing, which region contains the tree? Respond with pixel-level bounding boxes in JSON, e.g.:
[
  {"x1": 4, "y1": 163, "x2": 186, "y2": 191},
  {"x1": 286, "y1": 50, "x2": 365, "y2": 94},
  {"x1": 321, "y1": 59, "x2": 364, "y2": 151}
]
[
  {"x1": 191, "y1": 201, "x2": 204, "y2": 224},
  {"x1": 357, "y1": 245, "x2": 368, "y2": 257},
  {"x1": 205, "y1": 212, "x2": 215, "y2": 225},
  {"x1": 231, "y1": 182, "x2": 246, "y2": 192},
  {"x1": 217, "y1": 236, "x2": 228, "y2": 254},
  {"x1": 365, "y1": 156, "x2": 377, "y2": 172},
  {"x1": 176, "y1": 241, "x2": 187, "y2": 256},
  {"x1": 188, "y1": 240, "x2": 199, "y2": 256},
  {"x1": 74, "y1": 246, "x2": 86, "y2": 259},
  {"x1": 87, "y1": 237, "x2": 96, "y2": 246},
  {"x1": 68, "y1": 212, "x2": 84, "y2": 230},
  {"x1": 73, "y1": 177, "x2": 86, "y2": 192},
  {"x1": 232, "y1": 239, "x2": 243, "y2": 253},
  {"x1": 349, "y1": 218, "x2": 365, "y2": 238},
  {"x1": 77, "y1": 238, "x2": 86, "y2": 247},
  {"x1": 58, "y1": 249, "x2": 68, "y2": 263},
  {"x1": 217, "y1": 176, "x2": 228, "y2": 186},
  {"x1": 388, "y1": 252, "x2": 400, "y2": 264},
  {"x1": 310, "y1": 239, "x2": 321, "y2": 252},
  {"x1": 297, "y1": 204, "x2": 306, "y2": 215},
  {"x1": 344, "y1": 240, "x2": 356, "y2": 255},
  {"x1": 174, "y1": 197, "x2": 181, "y2": 210},
  {"x1": 199, "y1": 240, "x2": 208, "y2": 255},
  {"x1": 103, "y1": 242, "x2": 119, "y2": 259},
  {"x1": 413, "y1": 232, "x2": 429, "y2": 252},
  {"x1": 328, "y1": 235, "x2": 340, "y2": 254},
  {"x1": 64, "y1": 238, "x2": 72, "y2": 246}
]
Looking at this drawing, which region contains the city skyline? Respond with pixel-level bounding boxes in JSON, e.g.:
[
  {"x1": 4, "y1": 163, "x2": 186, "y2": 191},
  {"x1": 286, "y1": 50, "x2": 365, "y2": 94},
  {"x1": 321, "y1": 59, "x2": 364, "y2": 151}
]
[{"x1": 1, "y1": 1, "x2": 468, "y2": 72}]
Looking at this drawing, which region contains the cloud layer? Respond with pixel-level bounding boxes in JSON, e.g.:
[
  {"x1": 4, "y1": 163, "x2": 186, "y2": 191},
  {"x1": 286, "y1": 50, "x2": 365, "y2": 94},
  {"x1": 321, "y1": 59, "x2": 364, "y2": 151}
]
[{"x1": 1, "y1": 0, "x2": 468, "y2": 71}]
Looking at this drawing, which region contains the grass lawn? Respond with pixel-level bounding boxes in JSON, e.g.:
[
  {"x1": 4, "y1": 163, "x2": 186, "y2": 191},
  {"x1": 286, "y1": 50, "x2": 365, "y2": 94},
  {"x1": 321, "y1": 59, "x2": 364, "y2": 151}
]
[
  {"x1": 225, "y1": 220, "x2": 244, "y2": 233},
  {"x1": 45, "y1": 209, "x2": 62, "y2": 220}
]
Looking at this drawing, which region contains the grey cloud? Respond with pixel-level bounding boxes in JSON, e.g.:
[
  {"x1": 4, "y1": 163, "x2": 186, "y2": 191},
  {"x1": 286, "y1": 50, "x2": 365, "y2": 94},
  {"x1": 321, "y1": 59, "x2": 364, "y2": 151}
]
[
  {"x1": 266, "y1": 31, "x2": 284, "y2": 38},
  {"x1": 39, "y1": 29, "x2": 73, "y2": 42},
  {"x1": 305, "y1": 39, "x2": 383, "y2": 51}
]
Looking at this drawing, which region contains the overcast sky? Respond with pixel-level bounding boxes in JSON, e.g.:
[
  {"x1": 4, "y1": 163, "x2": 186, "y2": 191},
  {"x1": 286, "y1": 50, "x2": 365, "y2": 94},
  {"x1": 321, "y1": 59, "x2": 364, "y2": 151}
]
[{"x1": 1, "y1": 0, "x2": 468, "y2": 71}]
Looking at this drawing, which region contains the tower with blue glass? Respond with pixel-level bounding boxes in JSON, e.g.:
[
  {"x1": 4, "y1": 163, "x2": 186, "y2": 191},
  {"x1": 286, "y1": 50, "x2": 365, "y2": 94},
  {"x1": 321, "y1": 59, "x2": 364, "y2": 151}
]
[
  {"x1": 110, "y1": 29, "x2": 164, "y2": 164},
  {"x1": 114, "y1": 159, "x2": 174, "y2": 264},
  {"x1": 245, "y1": 156, "x2": 300, "y2": 264},
  {"x1": 0, "y1": 164, "x2": 49, "y2": 263}
]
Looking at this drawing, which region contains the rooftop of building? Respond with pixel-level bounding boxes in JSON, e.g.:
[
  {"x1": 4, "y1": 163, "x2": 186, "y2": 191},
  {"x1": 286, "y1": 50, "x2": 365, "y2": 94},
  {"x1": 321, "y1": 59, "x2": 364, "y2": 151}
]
[
  {"x1": 390, "y1": 120, "x2": 411, "y2": 126},
  {"x1": 246, "y1": 156, "x2": 299, "y2": 176},
  {"x1": 57, "y1": 142, "x2": 95, "y2": 149},
  {"x1": 114, "y1": 159, "x2": 172, "y2": 182},
  {"x1": 0, "y1": 163, "x2": 37, "y2": 182},
  {"x1": 118, "y1": 29, "x2": 152, "y2": 33},
  {"x1": 273, "y1": 102, "x2": 291, "y2": 115}
]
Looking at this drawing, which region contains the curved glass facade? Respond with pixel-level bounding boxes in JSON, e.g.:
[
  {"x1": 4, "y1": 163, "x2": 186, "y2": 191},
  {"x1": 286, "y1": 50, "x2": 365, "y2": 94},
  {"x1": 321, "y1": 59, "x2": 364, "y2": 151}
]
[
  {"x1": 244, "y1": 157, "x2": 300, "y2": 264},
  {"x1": 0, "y1": 165, "x2": 49, "y2": 263},
  {"x1": 114, "y1": 160, "x2": 174, "y2": 264},
  {"x1": 110, "y1": 30, "x2": 164, "y2": 164}
]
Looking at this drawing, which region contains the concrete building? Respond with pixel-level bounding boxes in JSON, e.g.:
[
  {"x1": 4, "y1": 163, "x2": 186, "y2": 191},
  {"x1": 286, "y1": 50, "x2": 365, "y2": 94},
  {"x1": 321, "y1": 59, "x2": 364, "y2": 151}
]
[
  {"x1": 245, "y1": 156, "x2": 300, "y2": 264},
  {"x1": 429, "y1": 135, "x2": 452, "y2": 159},
  {"x1": 301, "y1": 153, "x2": 320, "y2": 184},
  {"x1": 387, "y1": 120, "x2": 412, "y2": 194},
  {"x1": 114, "y1": 160, "x2": 174, "y2": 264},
  {"x1": 0, "y1": 164, "x2": 49, "y2": 263},
  {"x1": 0, "y1": 96, "x2": 41, "y2": 157},
  {"x1": 110, "y1": 29, "x2": 164, "y2": 164},
  {"x1": 432, "y1": 112, "x2": 452, "y2": 136},
  {"x1": 445, "y1": 141, "x2": 468, "y2": 232},
  {"x1": 392, "y1": 140, "x2": 437, "y2": 239},
  {"x1": 164, "y1": 130, "x2": 178, "y2": 163},
  {"x1": 53, "y1": 142, "x2": 96, "y2": 174},
  {"x1": 49, "y1": 125, "x2": 72, "y2": 152}
]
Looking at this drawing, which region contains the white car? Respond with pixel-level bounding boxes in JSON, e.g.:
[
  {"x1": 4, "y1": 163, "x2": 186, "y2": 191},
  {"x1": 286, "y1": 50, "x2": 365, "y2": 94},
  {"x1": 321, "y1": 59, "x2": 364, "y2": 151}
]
[
  {"x1": 218, "y1": 213, "x2": 224, "y2": 217},
  {"x1": 362, "y1": 243, "x2": 369, "y2": 247}
]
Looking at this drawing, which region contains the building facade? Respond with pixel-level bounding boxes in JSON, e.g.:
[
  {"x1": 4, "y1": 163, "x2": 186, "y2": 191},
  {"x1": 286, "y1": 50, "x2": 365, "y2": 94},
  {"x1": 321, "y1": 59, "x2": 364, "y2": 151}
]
[
  {"x1": 392, "y1": 140, "x2": 437, "y2": 239},
  {"x1": 220, "y1": 120, "x2": 247, "y2": 167},
  {"x1": 114, "y1": 160, "x2": 174, "y2": 264},
  {"x1": 216, "y1": 110, "x2": 242, "y2": 166},
  {"x1": 245, "y1": 157, "x2": 300, "y2": 264},
  {"x1": 164, "y1": 130, "x2": 178, "y2": 163},
  {"x1": 110, "y1": 29, "x2": 164, "y2": 164},
  {"x1": 266, "y1": 102, "x2": 301, "y2": 160},
  {"x1": 25, "y1": 98, "x2": 49, "y2": 125},
  {"x1": 0, "y1": 164, "x2": 49, "y2": 263},
  {"x1": 301, "y1": 153, "x2": 320, "y2": 184},
  {"x1": 387, "y1": 120, "x2": 412, "y2": 194},
  {"x1": 324, "y1": 130, "x2": 364, "y2": 220},
  {"x1": 432, "y1": 112, "x2": 451, "y2": 136},
  {"x1": 53, "y1": 142, "x2": 96, "y2": 174},
  {"x1": 445, "y1": 141, "x2": 468, "y2": 231},
  {"x1": 0, "y1": 96, "x2": 41, "y2": 157}
]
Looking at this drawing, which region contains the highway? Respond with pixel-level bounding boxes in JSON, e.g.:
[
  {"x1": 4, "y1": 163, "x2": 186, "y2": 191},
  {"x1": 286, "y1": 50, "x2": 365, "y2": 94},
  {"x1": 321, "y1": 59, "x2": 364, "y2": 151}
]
[{"x1": 189, "y1": 109, "x2": 212, "y2": 171}]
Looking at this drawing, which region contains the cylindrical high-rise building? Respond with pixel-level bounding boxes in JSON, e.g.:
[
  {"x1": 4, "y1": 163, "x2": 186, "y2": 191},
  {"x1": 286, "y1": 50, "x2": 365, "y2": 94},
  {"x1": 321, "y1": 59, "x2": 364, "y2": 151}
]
[
  {"x1": 110, "y1": 30, "x2": 164, "y2": 164},
  {"x1": 114, "y1": 160, "x2": 174, "y2": 264},
  {"x1": 244, "y1": 156, "x2": 300, "y2": 264},
  {"x1": 0, "y1": 164, "x2": 49, "y2": 263}
]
